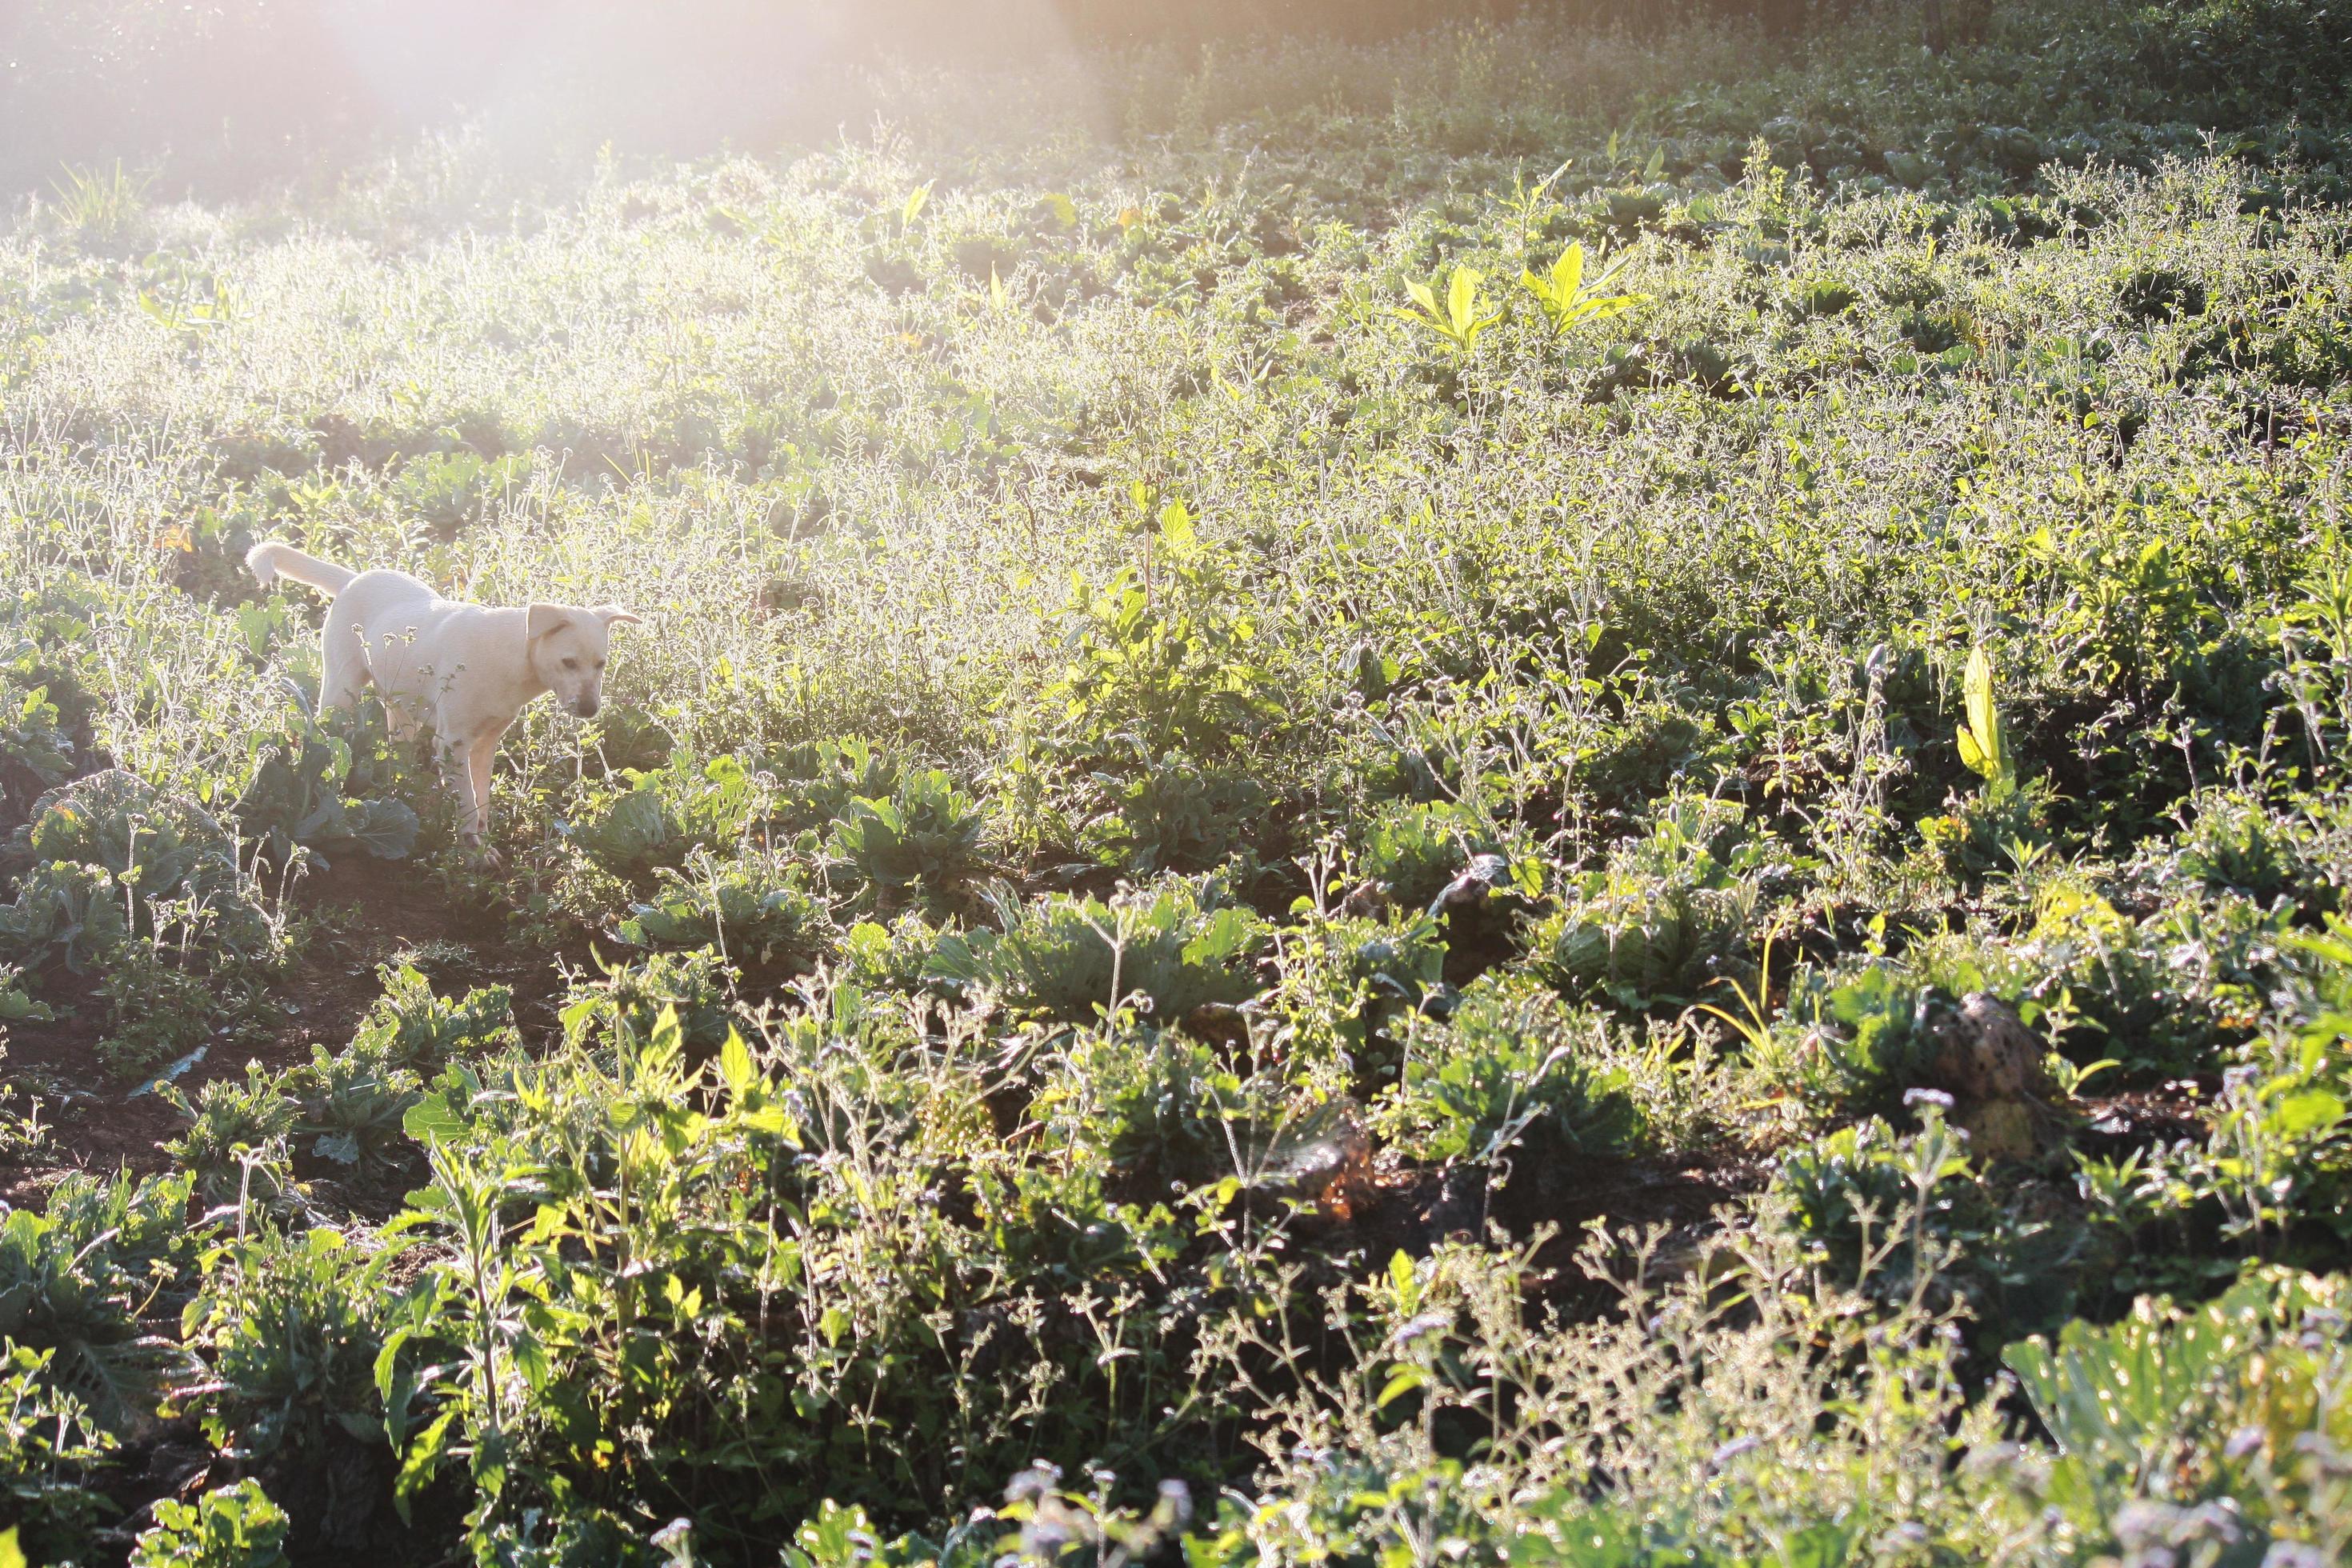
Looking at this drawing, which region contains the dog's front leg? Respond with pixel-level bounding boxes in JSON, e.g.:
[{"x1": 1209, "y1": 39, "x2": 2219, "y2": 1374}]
[
  {"x1": 434, "y1": 722, "x2": 500, "y2": 866},
  {"x1": 461, "y1": 730, "x2": 504, "y2": 866}
]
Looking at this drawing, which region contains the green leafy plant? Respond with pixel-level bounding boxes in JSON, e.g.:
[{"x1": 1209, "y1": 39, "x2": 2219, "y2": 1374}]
[
  {"x1": 0, "y1": 1342, "x2": 118, "y2": 1563},
  {"x1": 46, "y1": 160, "x2": 146, "y2": 244},
  {"x1": 2002, "y1": 1268, "x2": 2352, "y2": 1560},
  {"x1": 562, "y1": 947, "x2": 744, "y2": 1061},
  {"x1": 1270, "y1": 909, "x2": 1447, "y2": 1073},
  {"x1": 928, "y1": 878, "x2": 1264, "y2": 1024},
  {"x1": 0, "y1": 770, "x2": 268, "y2": 970},
  {"x1": 1376, "y1": 984, "x2": 1644, "y2": 1169},
  {"x1": 162, "y1": 1066, "x2": 298, "y2": 1207},
  {"x1": 0, "y1": 1170, "x2": 202, "y2": 1427},
  {"x1": 350, "y1": 963, "x2": 516, "y2": 1076},
  {"x1": 1954, "y1": 645, "x2": 2017, "y2": 799},
  {"x1": 173, "y1": 1226, "x2": 399, "y2": 1464},
  {"x1": 828, "y1": 768, "x2": 990, "y2": 910},
  {"x1": 566, "y1": 751, "x2": 766, "y2": 881},
  {"x1": 619, "y1": 844, "x2": 832, "y2": 969},
  {"x1": 1353, "y1": 799, "x2": 1500, "y2": 914},
  {"x1": 1517, "y1": 242, "x2": 1646, "y2": 337},
  {"x1": 289, "y1": 1044, "x2": 422, "y2": 1174},
  {"x1": 1527, "y1": 802, "x2": 1769, "y2": 1010},
  {"x1": 1394, "y1": 264, "x2": 1504, "y2": 353},
  {"x1": 231, "y1": 705, "x2": 419, "y2": 868},
  {"x1": 0, "y1": 670, "x2": 76, "y2": 815},
  {"x1": 129, "y1": 1478, "x2": 291, "y2": 1568}
]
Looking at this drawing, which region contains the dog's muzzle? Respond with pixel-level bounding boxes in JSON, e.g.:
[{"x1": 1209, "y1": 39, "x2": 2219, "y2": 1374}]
[{"x1": 573, "y1": 696, "x2": 600, "y2": 718}]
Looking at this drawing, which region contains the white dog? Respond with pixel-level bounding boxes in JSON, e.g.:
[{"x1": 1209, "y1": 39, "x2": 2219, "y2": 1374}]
[{"x1": 246, "y1": 541, "x2": 639, "y2": 856}]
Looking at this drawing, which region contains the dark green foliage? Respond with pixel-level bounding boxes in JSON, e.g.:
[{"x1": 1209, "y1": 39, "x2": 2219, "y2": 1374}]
[
  {"x1": 231, "y1": 705, "x2": 419, "y2": 867},
  {"x1": 0, "y1": 1343, "x2": 117, "y2": 1562},
  {"x1": 1771, "y1": 1104, "x2": 2083, "y2": 1336},
  {"x1": 1040, "y1": 1025, "x2": 1286, "y2": 1193},
  {"x1": 162, "y1": 1066, "x2": 298, "y2": 1206},
  {"x1": 1354, "y1": 798, "x2": 1498, "y2": 914},
  {"x1": 350, "y1": 963, "x2": 517, "y2": 1077},
  {"x1": 1527, "y1": 802, "x2": 1768, "y2": 1010},
  {"x1": 2153, "y1": 786, "x2": 2348, "y2": 908},
  {"x1": 2003, "y1": 1268, "x2": 2352, "y2": 1558},
  {"x1": 928, "y1": 878, "x2": 1264, "y2": 1023},
  {"x1": 0, "y1": 1170, "x2": 201, "y2": 1428},
  {"x1": 827, "y1": 767, "x2": 991, "y2": 910},
  {"x1": 566, "y1": 752, "x2": 765, "y2": 882},
  {"x1": 1272, "y1": 909, "x2": 1448, "y2": 1077},
  {"x1": 287, "y1": 1044, "x2": 422, "y2": 1175},
  {"x1": 562, "y1": 946, "x2": 745, "y2": 1060},
  {"x1": 0, "y1": 770, "x2": 266, "y2": 970},
  {"x1": 174, "y1": 1226, "x2": 397, "y2": 1462},
  {"x1": 1376, "y1": 982, "x2": 1644, "y2": 1167},
  {"x1": 129, "y1": 1478, "x2": 290, "y2": 1568},
  {"x1": 0, "y1": 666, "x2": 77, "y2": 822},
  {"x1": 766, "y1": 737, "x2": 901, "y2": 834},
  {"x1": 618, "y1": 846, "x2": 833, "y2": 969}
]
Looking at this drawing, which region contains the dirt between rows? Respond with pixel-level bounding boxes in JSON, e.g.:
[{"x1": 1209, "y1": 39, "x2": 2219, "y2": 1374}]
[{"x1": 0, "y1": 853, "x2": 570, "y2": 1209}]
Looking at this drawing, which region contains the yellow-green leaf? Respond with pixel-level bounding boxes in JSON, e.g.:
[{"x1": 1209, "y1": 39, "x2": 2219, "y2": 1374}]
[
  {"x1": 1964, "y1": 646, "x2": 1997, "y2": 763},
  {"x1": 718, "y1": 1030, "x2": 754, "y2": 1098},
  {"x1": 1958, "y1": 722, "x2": 1989, "y2": 777},
  {"x1": 1446, "y1": 266, "x2": 1482, "y2": 334},
  {"x1": 1377, "y1": 1364, "x2": 1429, "y2": 1408},
  {"x1": 1553, "y1": 242, "x2": 1586, "y2": 305}
]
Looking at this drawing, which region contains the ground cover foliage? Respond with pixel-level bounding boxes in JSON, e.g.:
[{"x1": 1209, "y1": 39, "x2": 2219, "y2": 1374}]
[{"x1": 6, "y1": 0, "x2": 2352, "y2": 1562}]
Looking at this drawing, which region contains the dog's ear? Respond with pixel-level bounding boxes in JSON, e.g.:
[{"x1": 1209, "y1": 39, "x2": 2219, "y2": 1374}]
[
  {"x1": 592, "y1": 604, "x2": 642, "y2": 628},
  {"x1": 525, "y1": 602, "x2": 570, "y2": 642}
]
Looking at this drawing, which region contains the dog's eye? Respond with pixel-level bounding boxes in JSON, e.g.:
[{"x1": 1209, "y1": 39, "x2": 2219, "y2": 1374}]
[{"x1": 561, "y1": 657, "x2": 580, "y2": 672}]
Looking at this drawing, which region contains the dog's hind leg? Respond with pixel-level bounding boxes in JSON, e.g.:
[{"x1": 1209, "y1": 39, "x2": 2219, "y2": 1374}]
[{"x1": 318, "y1": 624, "x2": 370, "y2": 717}]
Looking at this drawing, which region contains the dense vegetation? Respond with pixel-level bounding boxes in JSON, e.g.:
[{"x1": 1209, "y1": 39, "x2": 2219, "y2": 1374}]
[{"x1": 6, "y1": 0, "x2": 2352, "y2": 1562}]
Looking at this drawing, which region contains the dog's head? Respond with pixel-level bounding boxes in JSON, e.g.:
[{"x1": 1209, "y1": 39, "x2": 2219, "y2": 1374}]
[{"x1": 526, "y1": 602, "x2": 642, "y2": 719}]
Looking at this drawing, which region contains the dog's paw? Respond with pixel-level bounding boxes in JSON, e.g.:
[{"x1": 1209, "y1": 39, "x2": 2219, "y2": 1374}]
[{"x1": 459, "y1": 835, "x2": 506, "y2": 870}]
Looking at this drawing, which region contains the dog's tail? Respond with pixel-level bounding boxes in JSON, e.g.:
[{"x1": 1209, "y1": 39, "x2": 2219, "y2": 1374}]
[{"x1": 245, "y1": 540, "x2": 357, "y2": 598}]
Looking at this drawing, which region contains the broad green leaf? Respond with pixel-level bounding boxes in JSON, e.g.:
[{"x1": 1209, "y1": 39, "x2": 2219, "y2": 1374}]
[
  {"x1": 1446, "y1": 266, "x2": 1482, "y2": 334},
  {"x1": 1958, "y1": 723, "x2": 1989, "y2": 776},
  {"x1": 394, "y1": 1406, "x2": 458, "y2": 1514},
  {"x1": 1964, "y1": 646, "x2": 1999, "y2": 769},
  {"x1": 2274, "y1": 1089, "x2": 2345, "y2": 1137},
  {"x1": 1376, "y1": 1364, "x2": 1428, "y2": 1408},
  {"x1": 1553, "y1": 242, "x2": 1585, "y2": 306},
  {"x1": 402, "y1": 1094, "x2": 470, "y2": 1146},
  {"x1": 718, "y1": 1030, "x2": 754, "y2": 1098},
  {"x1": 1159, "y1": 498, "x2": 1196, "y2": 547}
]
